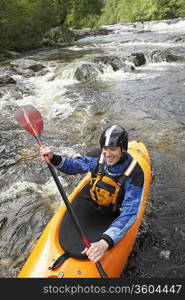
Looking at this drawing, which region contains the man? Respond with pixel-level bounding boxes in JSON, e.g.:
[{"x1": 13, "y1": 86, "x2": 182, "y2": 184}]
[{"x1": 40, "y1": 125, "x2": 144, "y2": 264}]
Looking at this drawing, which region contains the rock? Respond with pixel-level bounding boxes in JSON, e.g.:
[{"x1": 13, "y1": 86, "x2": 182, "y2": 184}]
[
  {"x1": 129, "y1": 52, "x2": 146, "y2": 66},
  {"x1": 0, "y1": 65, "x2": 18, "y2": 78},
  {"x1": 74, "y1": 27, "x2": 111, "y2": 39},
  {"x1": 10, "y1": 59, "x2": 44, "y2": 70},
  {"x1": 92, "y1": 55, "x2": 135, "y2": 72},
  {"x1": 93, "y1": 55, "x2": 125, "y2": 71},
  {"x1": 150, "y1": 49, "x2": 185, "y2": 63},
  {"x1": 0, "y1": 75, "x2": 17, "y2": 85},
  {"x1": 10, "y1": 59, "x2": 45, "y2": 77},
  {"x1": 90, "y1": 27, "x2": 111, "y2": 36},
  {"x1": 122, "y1": 64, "x2": 135, "y2": 72},
  {"x1": 42, "y1": 26, "x2": 77, "y2": 47},
  {"x1": 42, "y1": 26, "x2": 112, "y2": 47},
  {"x1": 74, "y1": 63, "x2": 102, "y2": 82}
]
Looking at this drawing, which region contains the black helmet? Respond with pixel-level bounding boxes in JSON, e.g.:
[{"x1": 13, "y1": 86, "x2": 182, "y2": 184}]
[{"x1": 99, "y1": 125, "x2": 128, "y2": 150}]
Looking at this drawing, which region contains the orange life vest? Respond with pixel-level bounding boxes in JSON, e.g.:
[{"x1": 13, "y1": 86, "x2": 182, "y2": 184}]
[{"x1": 90, "y1": 155, "x2": 138, "y2": 207}]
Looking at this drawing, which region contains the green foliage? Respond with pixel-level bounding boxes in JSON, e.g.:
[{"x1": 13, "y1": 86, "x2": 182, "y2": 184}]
[
  {"x1": 176, "y1": 0, "x2": 185, "y2": 16},
  {"x1": 98, "y1": 0, "x2": 120, "y2": 25},
  {"x1": 0, "y1": 0, "x2": 103, "y2": 51},
  {"x1": 65, "y1": 0, "x2": 103, "y2": 28},
  {"x1": 0, "y1": 0, "x2": 59, "y2": 51},
  {"x1": 99, "y1": 0, "x2": 185, "y2": 25},
  {"x1": 148, "y1": 0, "x2": 182, "y2": 20}
]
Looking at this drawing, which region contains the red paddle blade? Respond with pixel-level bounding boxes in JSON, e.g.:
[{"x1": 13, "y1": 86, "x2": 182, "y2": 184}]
[{"x1": 15, "y1": 105, "x2": 44, "y2": 137}]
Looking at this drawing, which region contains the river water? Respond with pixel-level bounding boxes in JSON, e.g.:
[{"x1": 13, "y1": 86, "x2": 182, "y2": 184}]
[{"x1": 0, "y1": 18, "x2": 185, "y2": 278}]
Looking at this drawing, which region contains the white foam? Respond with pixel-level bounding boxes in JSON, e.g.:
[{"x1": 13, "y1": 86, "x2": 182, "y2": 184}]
[
  {"x1": 103, "y1": 19, "x2": 185, "y2": 34},
  {"x1": 14, "y1": 67, "x2": 79, "y2": 119},
  {"x1": 149, "y1": 19, "x2": 185, "y2": 33},
  {"x1": 0, "y1": 181, "x2": 39, "y2": 200},
  {"x1": 101, "y1": 67, "x2": 151, "y2": 81}
]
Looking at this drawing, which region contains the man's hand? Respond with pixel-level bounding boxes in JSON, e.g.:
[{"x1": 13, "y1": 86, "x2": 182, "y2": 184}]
[
  {"x1": 81, "y1": 239, "x2": 109, "y2": 263},
  {"x1": 40, "y1": 145, "x2": 53, "y2": 161}
]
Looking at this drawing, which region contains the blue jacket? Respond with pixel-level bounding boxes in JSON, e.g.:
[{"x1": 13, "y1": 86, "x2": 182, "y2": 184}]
[{"x1": 51, "y1": 152, "x2": 144, "y2": 247}]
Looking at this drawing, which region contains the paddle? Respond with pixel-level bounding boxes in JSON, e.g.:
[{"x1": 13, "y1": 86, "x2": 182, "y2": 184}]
[{"x1": 14, "y1": 104, "x2": 108, "y2": 278}]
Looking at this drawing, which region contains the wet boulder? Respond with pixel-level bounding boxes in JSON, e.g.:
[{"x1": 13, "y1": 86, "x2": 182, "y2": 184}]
[
  {"x1": 74, "y1": 27, "x2": 112, "y2": 40},
  {"x1": 0, "y1": 75, "x2": 16, "y2": 85},
  {"x1": 92, "y1": 55, "x2": 135, "y2": 72},
  {"x1": 93, "y1": 55, "x2": 125, "y2": 71},
  {"x1": 0, "y1": 65, "x2": 18, "y2": 78},
  {"x1": 43, "y1": 26, "x2": 112, "y2": 45},
  {"x1": 10, "y1": 59, "x2": 46, "y2": 77},
  {"x1": 129, "y1": 52, "x2": 146, "y2": 66},
  {"x1": 150, "y1": 49, "x2": 185, "y2": 63},
  {"x1": 89, "y1": 27, "x2": 112, "y2": 36},
  {"x1": 74, "y1": 63, "x2": 103, "y2": 82},
  {"x1": 42, "y1": 26, "x2": 77, "y2": 47}
]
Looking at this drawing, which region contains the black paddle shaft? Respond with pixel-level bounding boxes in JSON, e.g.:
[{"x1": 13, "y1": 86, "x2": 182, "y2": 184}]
[
  {"x1": 47, "y1": 162, "x2": 86, "y2": 240},
  {"x1": 47, "y1": 163, "x2": 108, "y2": 278}
]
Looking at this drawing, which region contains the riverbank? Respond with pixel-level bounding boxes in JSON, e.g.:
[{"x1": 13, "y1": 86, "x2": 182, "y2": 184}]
[{"x1": 0, "y1": 26, "x2": 111, "y2": 62}]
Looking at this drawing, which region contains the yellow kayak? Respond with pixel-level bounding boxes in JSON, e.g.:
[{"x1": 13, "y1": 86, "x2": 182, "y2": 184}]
[{"x1": 18, "y1": 140, "x2": 152, "y2": 278}]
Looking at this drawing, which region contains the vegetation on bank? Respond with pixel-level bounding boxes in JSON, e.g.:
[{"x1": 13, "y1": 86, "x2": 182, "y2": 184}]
[
  {"x1": 0, "y1": 0, "x2": 103, "y2": 52},
  {"x1": 0, "y1": 0, "x2": 185, "y2": 53},
  {"x1": 99, "y1": 0, "x2": 185, "y2": 24}
]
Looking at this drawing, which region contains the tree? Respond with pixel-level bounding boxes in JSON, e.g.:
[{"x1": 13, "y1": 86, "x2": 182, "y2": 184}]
[
  {"x1": 99, "y1": 0, "x2": 185, "y2": 24},
  {"x1": 54, "y1": 0, "x2": 73, "y2": 25},
  {"x1": 66, "y1": 0, "x2": 104, "y2": 28},
  {"x1": 0, "y1": 0, "x2": 59, "y2": 51}
]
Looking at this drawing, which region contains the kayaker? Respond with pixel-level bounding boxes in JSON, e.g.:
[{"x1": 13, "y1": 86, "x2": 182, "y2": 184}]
[{"x1": 40, "y1": 125, "x2": 144, "y2": 264}]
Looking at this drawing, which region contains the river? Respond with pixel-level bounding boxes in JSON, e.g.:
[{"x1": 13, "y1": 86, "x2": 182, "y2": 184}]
[{"x1": 0, "y1": 18, "x2": 185, "y2": 278}]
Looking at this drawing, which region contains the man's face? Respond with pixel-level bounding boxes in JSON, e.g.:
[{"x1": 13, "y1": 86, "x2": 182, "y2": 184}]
[{"x1": 102, "y1": 146, "x2": 123, "y2": 166}]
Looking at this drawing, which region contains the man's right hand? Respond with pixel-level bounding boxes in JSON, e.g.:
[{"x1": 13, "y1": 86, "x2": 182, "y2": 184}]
[{"x1": 40, "y1": 145, "x2": 53, "y2": 162}]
